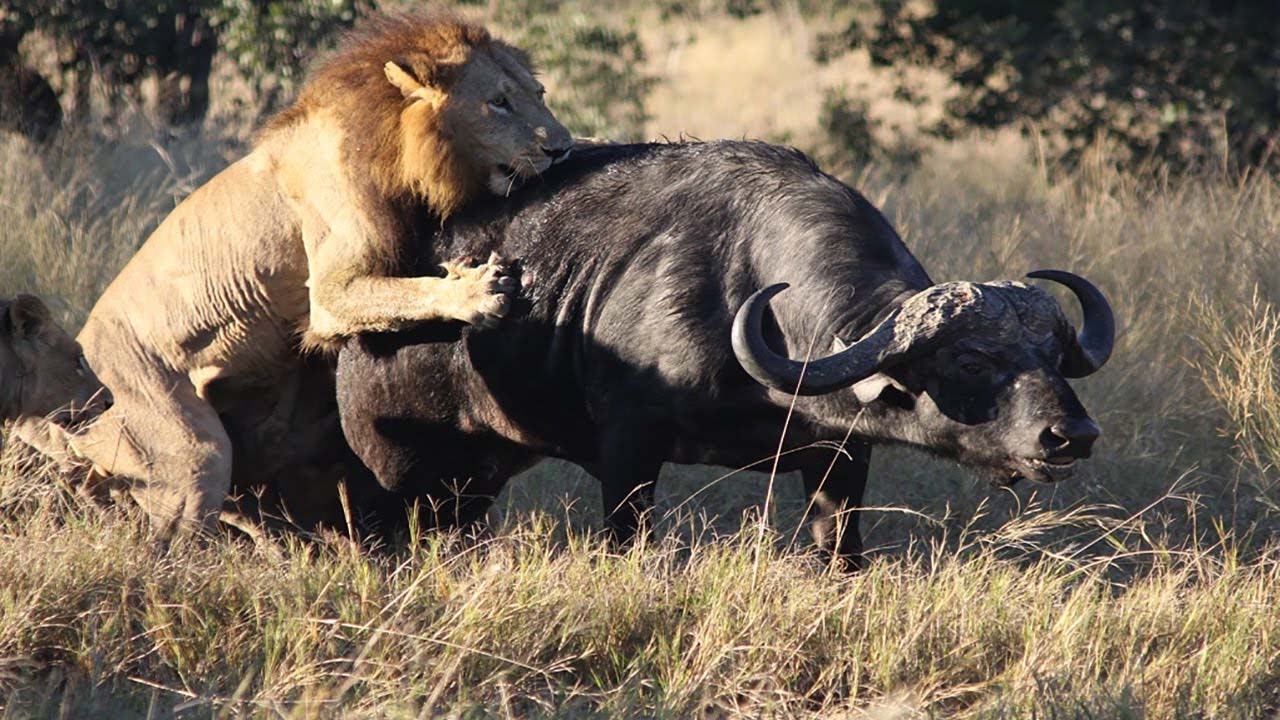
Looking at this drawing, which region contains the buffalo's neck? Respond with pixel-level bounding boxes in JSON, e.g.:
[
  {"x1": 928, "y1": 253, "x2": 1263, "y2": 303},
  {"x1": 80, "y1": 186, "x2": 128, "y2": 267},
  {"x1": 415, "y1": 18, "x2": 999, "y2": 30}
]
[
  {"x1": 785, "y1": 280, "x2": 925, "y2": 441},
  {"x1": 796, "y1": 391, "x2": 916, "y2": 446},
  {"x1": 789, "y1": 277, "x2": 922, "y2": 350},
  {"x1": 748, "y1": 192, "x2": 931, "y2": 361}
]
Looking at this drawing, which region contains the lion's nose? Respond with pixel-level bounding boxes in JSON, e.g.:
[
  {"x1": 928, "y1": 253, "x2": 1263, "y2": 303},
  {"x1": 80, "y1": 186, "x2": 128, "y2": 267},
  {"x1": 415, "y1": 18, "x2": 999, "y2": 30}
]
[
  {"x1": 535, "y1": 125, "x2": 573, "y2": 162},
  {"x1": 541, "y1": 144, "x2": 571, "y2": 161}
]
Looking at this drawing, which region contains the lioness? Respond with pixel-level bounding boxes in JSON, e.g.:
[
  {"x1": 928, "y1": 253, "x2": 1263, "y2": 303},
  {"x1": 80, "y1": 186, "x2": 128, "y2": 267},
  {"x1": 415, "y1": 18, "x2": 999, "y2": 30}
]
[
  {"x1": 46, "y1": 14, "x2": 573, "y2": 536},
  {"x1": 1, "y1": 295, "x2": 110, "y2": 429}
]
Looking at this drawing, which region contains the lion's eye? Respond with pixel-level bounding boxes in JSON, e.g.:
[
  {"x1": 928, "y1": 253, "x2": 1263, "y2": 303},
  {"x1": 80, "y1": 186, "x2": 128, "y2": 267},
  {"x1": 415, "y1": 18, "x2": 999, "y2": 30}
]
[{"x1": 488, "y1": 96, "x2": 512, "y2": 113}]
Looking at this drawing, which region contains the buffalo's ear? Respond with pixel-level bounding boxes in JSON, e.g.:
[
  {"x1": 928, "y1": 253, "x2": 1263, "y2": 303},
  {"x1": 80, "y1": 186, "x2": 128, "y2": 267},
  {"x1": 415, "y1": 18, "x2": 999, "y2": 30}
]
[
  {"x1": 384, "y1": 61, "x2": 447, "y2": 108},
  {"x1": 852, "y1": 372, "x2": 910, "y2": 405},
  {"x1": 8, "y1": 294, "x2": 51, "y2": 340}
]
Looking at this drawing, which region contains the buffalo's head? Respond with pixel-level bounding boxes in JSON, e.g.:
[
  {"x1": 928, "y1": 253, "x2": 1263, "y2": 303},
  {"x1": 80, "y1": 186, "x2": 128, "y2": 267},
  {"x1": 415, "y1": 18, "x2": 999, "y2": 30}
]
[{"x1": 732, "y1": 271, "x2": 1115, "y2": 485}]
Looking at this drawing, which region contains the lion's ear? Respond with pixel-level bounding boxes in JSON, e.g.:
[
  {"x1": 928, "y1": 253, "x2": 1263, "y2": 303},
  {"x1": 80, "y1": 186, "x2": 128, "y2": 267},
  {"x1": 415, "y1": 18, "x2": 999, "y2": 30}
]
[
  {"x1": 384, "y1": 61, "x2": 446, "y2": 108},
  {"x1": 8, "y1": 294, "x2": 51, "y2": 340}
]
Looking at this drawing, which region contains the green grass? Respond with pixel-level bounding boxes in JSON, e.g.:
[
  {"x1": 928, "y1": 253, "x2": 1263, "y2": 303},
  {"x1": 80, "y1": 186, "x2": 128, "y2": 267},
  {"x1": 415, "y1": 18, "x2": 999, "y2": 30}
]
[{"x1": 3, "y1": 44, "x2": 1280, "y2": 719}]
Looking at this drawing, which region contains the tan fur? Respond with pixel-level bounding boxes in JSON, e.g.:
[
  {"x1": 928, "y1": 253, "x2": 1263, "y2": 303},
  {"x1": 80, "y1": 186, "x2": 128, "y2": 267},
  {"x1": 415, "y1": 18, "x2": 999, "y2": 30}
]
[
  {"x1": 0, "y1": 295, "x2": 110, "y2": 428},
  {"x1": 36, "y1": 13, "x2": 572, "y2": 538},
  {"x1": 263, "y1": 13, "x2": 550, "y2": 235}
]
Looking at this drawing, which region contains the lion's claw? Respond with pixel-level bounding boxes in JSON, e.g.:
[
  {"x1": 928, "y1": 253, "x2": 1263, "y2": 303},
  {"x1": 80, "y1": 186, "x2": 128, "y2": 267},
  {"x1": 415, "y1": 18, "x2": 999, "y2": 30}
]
[{"x1": 440, "y1": 253, "x2": 519, "y2": 327}]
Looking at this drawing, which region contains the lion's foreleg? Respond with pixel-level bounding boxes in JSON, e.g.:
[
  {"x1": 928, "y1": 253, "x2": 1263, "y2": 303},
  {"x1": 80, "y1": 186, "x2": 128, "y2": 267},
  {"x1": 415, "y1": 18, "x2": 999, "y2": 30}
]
[{"x1": 308, "y1": 254, "x2": 518, "y2": 339}]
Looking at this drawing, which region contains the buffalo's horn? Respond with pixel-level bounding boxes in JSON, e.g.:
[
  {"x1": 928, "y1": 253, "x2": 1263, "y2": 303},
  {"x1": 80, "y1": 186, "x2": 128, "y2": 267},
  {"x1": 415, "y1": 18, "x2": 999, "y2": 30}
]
[
  {"x1": 732, "y1": 284, "x2": 907, "y2": 395},
  {"x1": 1026, "y1": 270, "x2": 1115, "y2": 377}
]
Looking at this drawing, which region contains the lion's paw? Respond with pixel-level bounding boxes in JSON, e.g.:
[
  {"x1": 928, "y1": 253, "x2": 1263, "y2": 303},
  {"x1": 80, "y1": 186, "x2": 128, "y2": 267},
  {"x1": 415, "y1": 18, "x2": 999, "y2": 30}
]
[{"x1": 440, "y1": 252, "x2": 519, "y2": 328}]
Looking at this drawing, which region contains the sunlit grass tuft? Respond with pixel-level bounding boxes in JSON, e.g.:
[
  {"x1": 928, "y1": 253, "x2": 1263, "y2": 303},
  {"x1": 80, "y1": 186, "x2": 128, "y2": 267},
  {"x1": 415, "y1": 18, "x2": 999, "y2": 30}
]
[
  {"x1": 1200, "y1": 293, "x2": 1280, "y2": 504},
  {"x1": 2, "y1": 456, "x2": 1280, "y2": 718}
]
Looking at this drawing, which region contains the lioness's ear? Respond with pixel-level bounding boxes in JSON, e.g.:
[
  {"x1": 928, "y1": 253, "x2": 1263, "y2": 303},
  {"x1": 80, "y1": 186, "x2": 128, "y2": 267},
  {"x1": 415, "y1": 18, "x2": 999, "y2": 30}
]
[
  {"x1": 384, "y1": 61, "x2": 446, "y2": 108},
  {"x1": 9, "y1": 294, "x2": 51, "y2": 340}
]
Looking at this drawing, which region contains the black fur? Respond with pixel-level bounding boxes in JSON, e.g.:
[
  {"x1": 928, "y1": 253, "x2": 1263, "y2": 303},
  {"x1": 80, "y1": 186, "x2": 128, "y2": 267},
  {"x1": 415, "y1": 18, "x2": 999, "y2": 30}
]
[{"x1": 336, "y1": 141, "x2": 1101, "y2": 567}]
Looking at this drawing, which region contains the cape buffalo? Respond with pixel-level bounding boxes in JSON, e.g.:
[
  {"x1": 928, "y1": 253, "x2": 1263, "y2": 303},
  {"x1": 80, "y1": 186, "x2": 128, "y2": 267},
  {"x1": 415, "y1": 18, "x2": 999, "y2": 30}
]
[{"x1": 336, "y1": 141, "x2": 1115, "y2": 567}]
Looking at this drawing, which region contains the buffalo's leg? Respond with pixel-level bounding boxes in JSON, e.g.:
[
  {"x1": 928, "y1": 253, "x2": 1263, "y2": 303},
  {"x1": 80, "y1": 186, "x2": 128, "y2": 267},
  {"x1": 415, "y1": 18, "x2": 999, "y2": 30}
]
[
  {"x1": 597, "y1": 427, "x2": 664, "y2": 547},
  {"x1": 792, "y1": 441, "x2": 871, "y2": 570}
]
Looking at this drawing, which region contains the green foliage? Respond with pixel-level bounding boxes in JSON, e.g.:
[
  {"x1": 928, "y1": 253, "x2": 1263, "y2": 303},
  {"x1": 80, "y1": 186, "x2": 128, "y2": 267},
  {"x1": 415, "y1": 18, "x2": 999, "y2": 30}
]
[
  {"x1": 656, "y1": 0, "x2": 844, "y2": 21},
  {"x1": 3, "y1": 0, "x2": 362, "y2": 123},
  {"x1": 818, "y1": 89, "x2": 876, "y2": 166},
  {"x1": 831, "y1": 0, "x2": 1280, "y2": 169},
  {"x1": 5, "y1": 0, "x2": 652, "y2": 135},
  {"x1": 485, "y1": 1, "x2": 655, "y2": 140},
  {"x1": 6, "y1": 2, "x2": 206, "y2": 82},
  {"x1": 210, "y1": 0, "x2": 369, "y2": 111},
  {"x1": 817, "y1": 88, "x2": 919, "y2": 171}
]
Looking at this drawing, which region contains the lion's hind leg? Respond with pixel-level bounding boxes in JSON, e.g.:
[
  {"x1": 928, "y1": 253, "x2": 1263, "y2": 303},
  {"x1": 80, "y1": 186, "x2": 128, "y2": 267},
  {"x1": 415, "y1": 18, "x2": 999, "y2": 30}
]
[{"x1": 71, "y1": 375, "x2": 233, "y2": 540}]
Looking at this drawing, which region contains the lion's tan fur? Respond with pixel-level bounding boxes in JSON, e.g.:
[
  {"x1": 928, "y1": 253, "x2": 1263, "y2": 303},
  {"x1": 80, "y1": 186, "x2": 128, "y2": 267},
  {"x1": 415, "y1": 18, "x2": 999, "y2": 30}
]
[
  {"x1": 263, "y1": 14, "x2": 527, "y2": 223},
  {"x1": 0, "y1": 296, "x2": 108, "y2": 427},
  {"x1": 41, "y1": 13, "x2": 571, "y2": 537}
]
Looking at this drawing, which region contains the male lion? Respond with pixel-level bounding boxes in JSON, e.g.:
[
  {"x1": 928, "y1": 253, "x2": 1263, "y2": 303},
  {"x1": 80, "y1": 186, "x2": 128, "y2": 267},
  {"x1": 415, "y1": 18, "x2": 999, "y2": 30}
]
[
  {"x1": 40, "y1": 14, "x2": 573, "y2": 537},
  {"x1": 1, "y1": 295, "x2": 110, "y2": 430}
]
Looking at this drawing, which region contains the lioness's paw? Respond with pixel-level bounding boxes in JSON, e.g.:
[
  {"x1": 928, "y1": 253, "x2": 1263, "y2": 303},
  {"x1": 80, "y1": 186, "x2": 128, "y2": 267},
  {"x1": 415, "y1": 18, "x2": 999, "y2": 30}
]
[{"x1": 440, "y1": 253, "x2": 519, "y2": 328}]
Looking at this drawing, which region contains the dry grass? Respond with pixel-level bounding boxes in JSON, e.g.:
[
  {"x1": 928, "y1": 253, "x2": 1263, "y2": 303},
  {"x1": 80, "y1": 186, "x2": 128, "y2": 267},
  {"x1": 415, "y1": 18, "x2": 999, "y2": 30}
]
[
  {"x1": 1, "y1": 466, "x2": 1279, "y2": 718},
  {"x1": 3, "y1": 6, "x2": 1280, "y2": 717},
  {"x1": 637, "y1": 5, "x2": 951, "y2": 150},
  {"x1": 0, "y1": 125, "x2": 231, "y2": 330},
  {"x1": 1200, "y1": 293, "x2": 1280, "y2": 503}
]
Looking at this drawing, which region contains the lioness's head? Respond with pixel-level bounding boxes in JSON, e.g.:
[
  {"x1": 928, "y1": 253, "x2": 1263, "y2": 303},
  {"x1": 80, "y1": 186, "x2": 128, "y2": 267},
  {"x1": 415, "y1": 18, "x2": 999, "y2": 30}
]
[
  {"x1": 0, "y1": 295, "x2": 111, "y2": 428},
  {"x1": 280, "y1": 14, "x2": 573, "y2": 218}
]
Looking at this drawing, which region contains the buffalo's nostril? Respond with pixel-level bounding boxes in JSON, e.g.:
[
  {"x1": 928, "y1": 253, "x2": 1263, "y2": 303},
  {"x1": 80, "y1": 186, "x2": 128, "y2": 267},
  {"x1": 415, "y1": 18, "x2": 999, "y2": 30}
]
[
  {"x1": 1042, "y1": 417, "x2": 1100, "y2": 457},
  {"x1": 1039, "y1": 426, "x2": 1066, "y2": 451}
]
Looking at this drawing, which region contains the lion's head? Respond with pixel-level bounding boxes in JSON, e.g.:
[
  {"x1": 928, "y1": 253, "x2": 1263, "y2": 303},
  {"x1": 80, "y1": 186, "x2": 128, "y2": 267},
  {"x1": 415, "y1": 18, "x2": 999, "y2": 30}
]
[
  {"x1": 0, "y1": 295, "x2": 111, "y2": 428},
  {"x1": 270, "y1": 13, "x2": 573, "y2": 218}
]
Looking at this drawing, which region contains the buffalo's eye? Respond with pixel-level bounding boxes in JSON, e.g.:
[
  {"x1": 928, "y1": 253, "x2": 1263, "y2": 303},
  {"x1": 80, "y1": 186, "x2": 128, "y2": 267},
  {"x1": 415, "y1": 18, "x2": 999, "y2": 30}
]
[
  {"x1": 953, "y1": 352, "x2": 991, "y2": 377},
  {"x1": 488, "y1": 96, "x2": 512, "y2": 113},
  {"x1": 76, "y1": 354, "x2": 89, "y2": 378}
]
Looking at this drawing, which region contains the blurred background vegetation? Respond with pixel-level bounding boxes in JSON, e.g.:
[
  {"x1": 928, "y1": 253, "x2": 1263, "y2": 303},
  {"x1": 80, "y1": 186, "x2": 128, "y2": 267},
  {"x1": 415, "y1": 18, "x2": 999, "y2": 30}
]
[{"x1": 1, "y1": 0, "x2": 1275, "y2": 169}]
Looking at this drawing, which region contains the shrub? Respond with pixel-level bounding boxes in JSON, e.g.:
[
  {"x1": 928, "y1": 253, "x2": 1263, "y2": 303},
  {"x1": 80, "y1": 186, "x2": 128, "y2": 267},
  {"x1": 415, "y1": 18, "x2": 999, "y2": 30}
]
[
  {"x1": 1, "y1": 0, "x2": 364, "y2": 125},
  {"x1": 485, "y1": 0, "x2": 655, "y2": 139},
  {"x1": 826, "y1": 0, "x2": 1280, "y2": 169}
]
